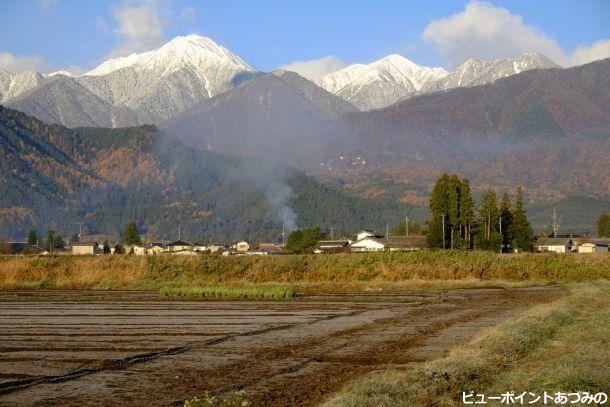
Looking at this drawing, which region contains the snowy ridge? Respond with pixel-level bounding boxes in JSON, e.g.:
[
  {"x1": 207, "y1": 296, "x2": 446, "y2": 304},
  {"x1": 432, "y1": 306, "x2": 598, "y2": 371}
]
[
  {"x1": 316, "y1": 54, "x2": 447, "y2": 110},
  {"x1": 421, "y1": 52, "x2": 560, "y2": 94}
]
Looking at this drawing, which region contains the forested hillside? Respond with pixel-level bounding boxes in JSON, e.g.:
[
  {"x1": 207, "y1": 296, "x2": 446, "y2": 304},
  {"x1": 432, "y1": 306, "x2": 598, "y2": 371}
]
[{"x1": 0, "y1": 106, "x2": 413, "y2": 241}]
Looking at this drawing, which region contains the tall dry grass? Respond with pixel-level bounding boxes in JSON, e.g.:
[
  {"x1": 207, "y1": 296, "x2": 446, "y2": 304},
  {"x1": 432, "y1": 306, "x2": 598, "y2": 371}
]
[
  {"x1": 1, "y1": 251, "x2": 608, "y2": 290},
  {"x1": 323, "y1": 281, "x2": 609, "y2": 406}
]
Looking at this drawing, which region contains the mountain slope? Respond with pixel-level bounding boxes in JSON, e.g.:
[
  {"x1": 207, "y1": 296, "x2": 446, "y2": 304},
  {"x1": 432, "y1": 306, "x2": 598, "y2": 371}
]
[
  {"x1": 319, "y1": 58, "x2": 610, "y2": 215},
  {"x1": 317, "y1": 54, "x2": 448, "y2": 110},
  {"x1": 7, "y1": 76, "x2": 147, "y2": 127},
  {"x1": 0, "y1": 106, "x2": 407, "y2": 240},
  {"x1": 161, "y1": 70, "x2": 357, "y2": 163}
]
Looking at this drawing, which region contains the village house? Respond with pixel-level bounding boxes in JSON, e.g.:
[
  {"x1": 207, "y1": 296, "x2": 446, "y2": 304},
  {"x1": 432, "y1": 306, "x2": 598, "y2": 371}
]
[
  {"x1": 533, "y1": 238, "x2": 573, "y2": 253},
  {"x1": 72, "y1": 242, "x2": 101, "y2": 255},
  {"x1": 314, "y1": 240, "x2": 350, "y2": 254},
  {"x1": 575, "y1": 238, "x2": 610, "y2": 253},
  {"x1": 229, "y1": 241, "x2": 250, "y2": 253},
  {"x1": 132, "y1": 245, "x2": 148, "y2": 256},
  {"x1": 165, "y1": 240, "x2": 193, "y2": 252},
  {"x1": 350, "y1": 235, "x2": 427, "y2": 252},
  {"x1": 6, "y1": 242, "x2": 47, "y2": 255},
  {"x1": 355, "y1": 229, "x2": 383, "y2": 241},
  {"x1": 147, "y1": 243, "x2": 165, "y2": 254},
  {"x1": 350, "y1": 236, "x2": 388, "y2": 252},
  {"x1": 257, "y1": 243, "x2": 281, "y2": 254}
]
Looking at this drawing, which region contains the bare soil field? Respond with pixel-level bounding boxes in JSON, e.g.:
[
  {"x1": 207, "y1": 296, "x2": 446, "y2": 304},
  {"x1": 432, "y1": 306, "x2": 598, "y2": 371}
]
[{"x1": 0, "y1": 287, "x2": 563, "y2": 406}]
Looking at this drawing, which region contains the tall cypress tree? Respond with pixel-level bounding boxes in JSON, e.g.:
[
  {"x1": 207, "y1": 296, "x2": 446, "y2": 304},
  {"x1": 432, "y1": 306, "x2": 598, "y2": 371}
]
[
  {"x1": 448, "y1": 174, "x2": 461, "y2": 249},
  {"x1": 477, "y1": 190, "x2": 501, "y2": 251},
  {"x1": 124, "y1": 222, "x2": 142, "y2": 246},
  {"x1": 27, "y1": 230, "x2": 38, "y2": 246},
  {"x1": 499, "y1": 193, "x2": 513, "y2": 252},
  {"x1": 427, "y1": 173, "x2": 451, "y2": 248},
  {"x1": 509, "y1": 187, "x2": 533, "y2": 252},
  {"x1": 597, "y1": 213, "x2": 610, "y2": 237},
  {"x1": 459, "y1": 178, "x2": 474, "y2": 248}
]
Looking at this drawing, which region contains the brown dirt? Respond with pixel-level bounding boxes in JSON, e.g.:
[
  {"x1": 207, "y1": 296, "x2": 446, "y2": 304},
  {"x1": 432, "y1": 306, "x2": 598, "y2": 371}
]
[{"x1": 0, "y1": 287, "x2": 564, "y2": 406}]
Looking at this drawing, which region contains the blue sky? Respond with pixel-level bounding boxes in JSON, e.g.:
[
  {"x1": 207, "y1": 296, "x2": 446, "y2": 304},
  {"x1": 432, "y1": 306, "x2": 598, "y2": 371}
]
[{"x1": 0, "y1": 0, "x2": 608, "y2": 74}]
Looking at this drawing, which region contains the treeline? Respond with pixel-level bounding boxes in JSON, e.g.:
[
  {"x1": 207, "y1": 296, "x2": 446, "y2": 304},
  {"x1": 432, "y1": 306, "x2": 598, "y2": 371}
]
[{"x1": 427, "y1": 173, "x2": 532, "y2": 252}]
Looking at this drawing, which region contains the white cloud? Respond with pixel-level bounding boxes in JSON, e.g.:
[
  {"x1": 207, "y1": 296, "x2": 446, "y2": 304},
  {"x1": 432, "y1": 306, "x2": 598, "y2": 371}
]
[
  {"x1": 422, "y1": 1, "x2": 610, "y2": 67},
  {"x1": 107, "y1": 0, "x2": 169, "y2": 58},
  {"x1": 280, "y1": 56, "x2": 347, "y2": 80},
  {"x1": 569, "y1": 39, "x2": 610, "y2": 67},
  {"x1": 0, "y1": 52, "x2": 55, "y2": 74}
]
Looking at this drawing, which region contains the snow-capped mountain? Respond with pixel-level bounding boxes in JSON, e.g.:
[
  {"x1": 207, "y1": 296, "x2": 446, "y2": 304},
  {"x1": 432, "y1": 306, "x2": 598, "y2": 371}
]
[
  {"x1": 316, "y1": 54, "x2": 448, "y2": 110},
  {"x1": 420, "y1": 53, "x2": 560, "y2": 94},
  {"x1": 75, "y1": 35, "x2": 257, "y2": 122},
  {"x1": 3, "y1": 35, "x2": 258, "y2": 127}
]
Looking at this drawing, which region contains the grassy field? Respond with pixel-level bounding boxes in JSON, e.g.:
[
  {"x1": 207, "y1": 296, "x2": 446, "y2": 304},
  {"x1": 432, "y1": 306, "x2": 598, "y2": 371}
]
[
  {"x1": 0, "y1": 251, "x2": 608, "y2": 292},
  {"x1": 159, "y1": 285, "x2": 295, "y2": 300},
  {"x1": 323, "y1": 281, "x2": 609, "y2": 406}
]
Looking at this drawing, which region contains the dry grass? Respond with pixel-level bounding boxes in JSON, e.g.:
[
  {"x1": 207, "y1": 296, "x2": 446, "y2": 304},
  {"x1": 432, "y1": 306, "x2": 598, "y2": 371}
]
[
  {"x1": 323, "y1": 281, "x2": 609, "y2": 406},
  {"x1": 0, "y1": 252, "x2": 608, "y2": 290}
]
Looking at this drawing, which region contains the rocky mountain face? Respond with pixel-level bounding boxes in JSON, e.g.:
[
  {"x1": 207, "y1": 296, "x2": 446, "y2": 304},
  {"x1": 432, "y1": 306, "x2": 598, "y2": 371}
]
[
  {"x1": 316, "y1": 54, "x2": 448, "y2": 110},
  {"x1": 161, "y1": 70, "x2": 357, "y2": 163}
]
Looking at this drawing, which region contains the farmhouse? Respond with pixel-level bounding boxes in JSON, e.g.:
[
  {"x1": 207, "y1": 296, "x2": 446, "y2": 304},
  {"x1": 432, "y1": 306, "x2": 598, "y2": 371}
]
[
  {"x1": 72, "y1": 242, "x2": 101, "y2": 255},
  {"x1": 576, "y1": 239, "x2": 609, "y2": 253},
  {"x1": 230, "y1": 241, "x2": 250, "y2": 253},
  {"x1": 350, "y1": 236, "x2": 388, "y2": 252},
  {"x1": 314, "y1": 240, "x2": 350, "y2": 254},
  {"x1": 533, "y1": 238, "x2": 572, "y2": 253},
  {"x1": 165, "y1": 240, "x2": 193, "y2": 252},
  {"x1": 350, "y1": 235, "x2": 427, "y2": 252},
  {"x1": 355, "y1": 229, "x2": 383, "y2": 241},
  {"x1": 6, "y1": 242, "x2": 46, "y2": 255},
  {"x1": 385, "y1": 235, "x2": 427, "y2": 251}
]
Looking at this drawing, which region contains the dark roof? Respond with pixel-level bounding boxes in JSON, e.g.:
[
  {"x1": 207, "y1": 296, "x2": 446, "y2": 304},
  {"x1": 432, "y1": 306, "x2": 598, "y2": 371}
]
[
  {"x1": 317, "y1": 240, "x2": 350, "y2": 247},
  {"x1": 535, "y1": 238, "x2": 572, "y2": 246},
  {"x1": 8, "y1": 242, "x2": 46, "y2": 254},
  {"x1": 386, "y1": 235, "x2": 427, "y2": 248},
  {"x1": 166, "y1": 240, "x2": 193, "y2": 246},
  {"x1": 148, "y1": 242, "x2": 166, "y2": 247}
]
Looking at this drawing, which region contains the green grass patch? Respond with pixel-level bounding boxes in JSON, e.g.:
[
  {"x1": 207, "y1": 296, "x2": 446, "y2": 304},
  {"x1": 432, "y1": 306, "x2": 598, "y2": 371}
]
[
  {"x1": 159, "y1": 285, "x2": 295, "y2": 300},
  {"x1": 323, "y1": 281, "x2": 609, "y2": 406}
]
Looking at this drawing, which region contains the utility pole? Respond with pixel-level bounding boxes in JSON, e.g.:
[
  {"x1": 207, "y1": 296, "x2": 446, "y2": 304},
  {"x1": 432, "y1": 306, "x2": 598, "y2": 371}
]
[
  {"x1": 442, "y1": 214, "x2": 446, "y2": 250},
  {"x1": 281, "y1": 223, "x2": 285, "y2": 246},
  {"x1": 552, "y1": 208, "x2": 559, "y2": 238},
  {"x1": 330, "y1": 226, "x2": 334, "y2": 240},
  {"x1": 405, "y1": 215, "x2": 409, "y2": 237},
  {"x1": 79, "y1": 223, "x2": 82, "y2": 243},
  {"x1": 178, "y1": 223, "x2": 181, "y2": 240},
  {"x1": 386, "y1": 224, "x2": 389, "y2": 241}
]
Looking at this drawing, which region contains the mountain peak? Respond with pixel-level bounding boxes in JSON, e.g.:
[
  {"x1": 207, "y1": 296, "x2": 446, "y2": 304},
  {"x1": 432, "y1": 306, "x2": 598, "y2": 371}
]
[{"x1": 85, "y1": 34, "x2": 254, "y2": 77}]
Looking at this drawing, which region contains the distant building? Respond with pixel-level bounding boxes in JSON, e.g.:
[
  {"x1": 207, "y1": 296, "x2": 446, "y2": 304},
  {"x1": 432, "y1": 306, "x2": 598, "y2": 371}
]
[
  {"x1": 385, "y1": 235, "x2": 427, "y2": 251},
  {"x1": 166, "y1": 240, "x2": 193, "y2": 252},
  {"x1": 314, "y1": 240, "x2": 350, "y2": 254},
  {"x1": 207, "y1": 244, "x2": 223, "y2": 253},
  {"x1": 72, "y1": 242, "x2": 100, "y2": 255},
  {"x1": 350, "y1": 236, "x2": 388, "y2": 252},
  {"x1": 147, "y1": 244, "x2": 165, "y2": 254},
  {"x1": 350, "y1": 235, "x2": 427, "y2": 252},
  {"x1": 230, "y1": 241, "x2": 249, "y2": 253},
  {"x1": 132, "y1": 245, "x2": 148, "y2": 256},
  {"x1": 6, "y1": 242, "x2": 46, "y2": 255},
  {"x1": 533, "y1": 238, "x2": 572, "y2": 253},
  {"x1": 355, "y1": 230, "x2": 383, "y2": 242},
  {"x1": 575, "y1": 238, "x2": 609, "y2": 253},
  {"x1": 192, "y1": 243, "x2": 207, "y2": 252}
]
